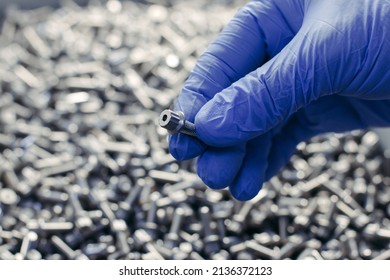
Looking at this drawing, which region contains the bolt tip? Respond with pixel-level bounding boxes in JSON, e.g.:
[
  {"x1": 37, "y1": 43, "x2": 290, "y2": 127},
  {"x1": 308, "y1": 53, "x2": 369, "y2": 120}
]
[
  {"x1": 158, "y1": 109, "x2": 183, "y2": 132},
  {"x1": 158, "y1": 109, "x2": 173, "y2": 127}
]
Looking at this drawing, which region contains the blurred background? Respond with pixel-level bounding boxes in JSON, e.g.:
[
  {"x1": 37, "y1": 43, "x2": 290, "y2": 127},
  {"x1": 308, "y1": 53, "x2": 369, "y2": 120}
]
[
  {"x1": 0, "y1": 0, "x2": 87, "y2": 12},
  {"x1": 0, "y1": 0, "x2": 389, "y2": 260}
]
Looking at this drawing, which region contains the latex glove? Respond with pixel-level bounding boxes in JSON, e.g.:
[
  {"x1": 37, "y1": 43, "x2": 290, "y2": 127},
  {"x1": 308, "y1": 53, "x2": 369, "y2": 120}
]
[{"x1": 169, "y1": 0, "x2": 390, "y2": 201}]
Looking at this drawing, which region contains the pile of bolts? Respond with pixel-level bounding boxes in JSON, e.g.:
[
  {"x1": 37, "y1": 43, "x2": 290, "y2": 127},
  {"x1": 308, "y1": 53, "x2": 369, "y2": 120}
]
[{"x1": 0, "y1": 0, "x2": 389, "y2": 260}]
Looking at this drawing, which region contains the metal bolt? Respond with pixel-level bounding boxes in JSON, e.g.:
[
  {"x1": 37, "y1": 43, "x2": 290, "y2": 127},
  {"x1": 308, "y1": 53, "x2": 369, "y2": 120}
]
[
  {"x1": 142, "y1": 196, "x2": 159, "y2": 240},
  {"x1": 51, "y1": 235, "x2": 88, "y2": 260},
  {"x1": 0, "y1": 188, "x2": 20, "y2": 208},
  {"x1": 358, "y1": 240, "x2": 373, "y2": 259},
  {"x1": 245, "y1": 240, "x2": 275, "y2": 260},
  {"x1": 373, "y1": 250, "x2": 390, "y2": 260},
  {"x1": 159, "y1": 109, "x2": 197, "y2": 137},
  {"x1": 19, "y1": 231, "x2": 38, "y2": 259},
  {"x1": 36, "y1": 187, "x2": 69, "y2": 204},
  {"x1": 69, "y1": 190, "x2": 93, "y2": 231},
  {"x1": 37, "y1": 220, "x2": 74, "y2": 233},
  {"x1": 200, "y1": 206, "x2": 221, "y2": 255},
  {"x1": 343, "y1": 230, "x2": 360, "y2": 259},
  {"x1": 82, "y1": 243, "x2": 115, "y2": 259},
  {"x1": 253, "y1": 231, "x2": 281, "y2": 247},
  {"x1": 133, "y1": 229, "x2": 164, "y2": 260},
  {"x1": 275, "y1": 235, "x2": 305, "y2": 260},
  {"x1": 293, "y1": 197, "x2": 318, "y2": 228},
  {"x1": 149, "y1": 169, "x2": 182, "y2": 184},
  {"x1": 180, "y1": 231, "x2": 204, "y2": 253},
  {"x1": 278, "y1": 207, "x2": 290, "y2": 242},
  {"x1": 228, "y1": 191, "x2": 267, "y2": 234},
  {"x1": 365, "y1": 183, "x2": 376, "y2": 213},
  {"x1": 116, "y1": 184, "x2": 142, "y2": 220},
  {"x1": 297, "y1": 248, "x2": 323, "y2": 260},
  {"x1": 164, "y1": 207, "x2": 184, "y2": 249},
  {"x1": 363, "y1": 223, "x2": 390, "y2": 241},
  {"x1": 26, "y1": 249, "x2": 43, "y2": 260}
]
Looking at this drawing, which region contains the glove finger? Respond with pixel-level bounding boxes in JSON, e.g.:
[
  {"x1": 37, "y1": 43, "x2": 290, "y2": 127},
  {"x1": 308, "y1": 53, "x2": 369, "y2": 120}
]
[
  {"x1": 264, "y1": 117, "x2": 314, "y2": 181},
  {"x1": 265, "y1": 95, "x2": 369, "y2": 180},
  {"x1": 229, "y1": 134, "x2": 272, "y2": 201},
  {"x1": 169, "y1": 0, "x2": 303, "y2": 160},
  {"x1": 347, "y1": 98, "x2": 390, "y2": 127},
  {"x1": 195, "y1": 15, "x2": 368, "y2": 147},
  {"x1": 196, "y1": 144, "x2": 246, "y2": 190},
  {"x1": 169, "y1": 134, "x2": 207, "y2": 161}
]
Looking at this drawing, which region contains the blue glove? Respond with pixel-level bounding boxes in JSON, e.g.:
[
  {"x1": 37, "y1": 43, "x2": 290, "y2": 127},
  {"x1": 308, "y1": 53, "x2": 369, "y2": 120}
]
[{"x1": 169, "y1": 0, "x2": 390, "y2": 201}]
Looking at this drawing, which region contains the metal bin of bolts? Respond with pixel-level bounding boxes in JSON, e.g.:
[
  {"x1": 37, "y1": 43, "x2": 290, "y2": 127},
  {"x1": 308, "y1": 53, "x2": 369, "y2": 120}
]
[{"x1": 0, "y1": 0, "x2": 390, "y2": 260}]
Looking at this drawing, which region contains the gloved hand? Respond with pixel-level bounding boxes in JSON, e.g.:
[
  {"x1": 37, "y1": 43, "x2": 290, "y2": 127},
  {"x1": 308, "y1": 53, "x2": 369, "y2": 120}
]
[{"x1": 169, "y1": 0, "x2": 390, "y2": 201}]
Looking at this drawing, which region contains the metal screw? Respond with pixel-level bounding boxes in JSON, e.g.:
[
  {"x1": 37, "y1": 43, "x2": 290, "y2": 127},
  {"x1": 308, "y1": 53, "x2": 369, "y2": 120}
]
[
  {"x1": 164, "y1": 207, "x2": 184, "y2": 249},
  {"x1": 245, "y1": 240, "x2": 275, "y2": 260},
  {"x1": 51, "y1": 235, "x2": 88, "y2": 260},
  {"x1": 200, "y1": 206, "x2": 220, "y2": 255},
  {"x1": 159, "y1": 109, "x2": 197, "y2": 137}
]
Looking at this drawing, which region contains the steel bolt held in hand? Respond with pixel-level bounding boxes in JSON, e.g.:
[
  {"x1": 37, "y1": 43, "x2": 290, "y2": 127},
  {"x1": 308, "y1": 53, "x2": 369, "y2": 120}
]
[{"x1": 159, "y1": 109, "x2": 197, "y2": 138}]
